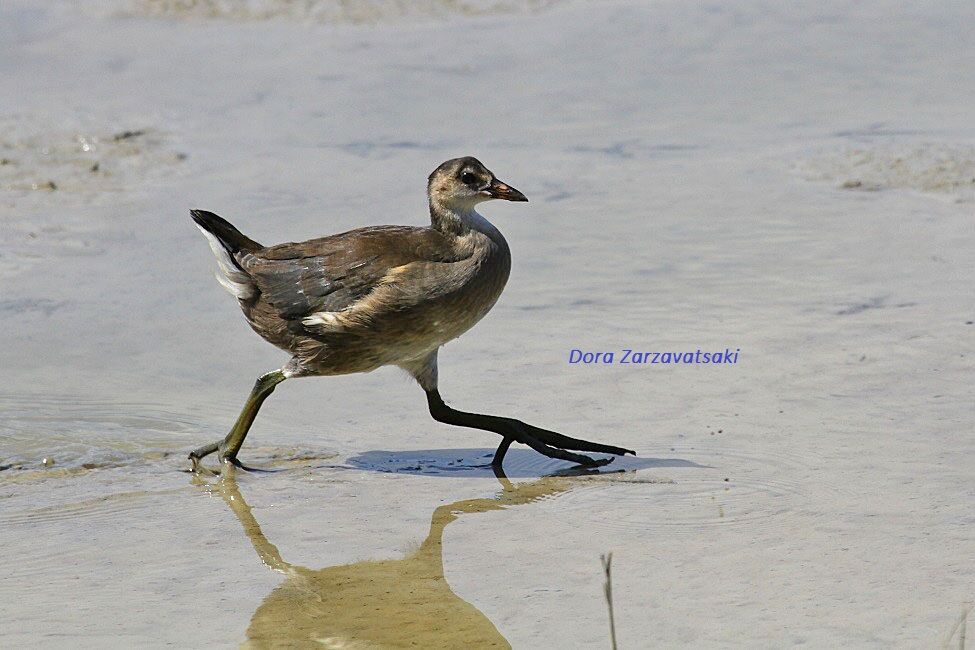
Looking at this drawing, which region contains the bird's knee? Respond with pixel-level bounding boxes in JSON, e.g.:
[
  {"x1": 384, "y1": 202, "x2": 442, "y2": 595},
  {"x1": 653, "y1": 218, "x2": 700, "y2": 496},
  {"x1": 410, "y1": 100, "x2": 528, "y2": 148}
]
[
  {"x1": 255, "y1": 369, "x2": 287, "y2": 391},
  {"x1": 426, "y1": 390, "x2": 451, "y2": 421}
]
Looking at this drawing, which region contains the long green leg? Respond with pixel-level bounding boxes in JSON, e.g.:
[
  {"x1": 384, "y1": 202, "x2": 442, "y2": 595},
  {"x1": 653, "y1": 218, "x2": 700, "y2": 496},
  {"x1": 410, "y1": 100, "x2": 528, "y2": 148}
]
[{"x1": 189, "y1": 370, "x2": 287, "y2": 472}]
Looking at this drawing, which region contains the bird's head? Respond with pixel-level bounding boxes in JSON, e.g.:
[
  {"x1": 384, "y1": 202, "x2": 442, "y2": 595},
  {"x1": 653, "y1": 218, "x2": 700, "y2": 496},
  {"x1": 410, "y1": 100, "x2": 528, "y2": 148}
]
[{"x1": 427, "y1": 156, "x2": 528, "y2": 214}]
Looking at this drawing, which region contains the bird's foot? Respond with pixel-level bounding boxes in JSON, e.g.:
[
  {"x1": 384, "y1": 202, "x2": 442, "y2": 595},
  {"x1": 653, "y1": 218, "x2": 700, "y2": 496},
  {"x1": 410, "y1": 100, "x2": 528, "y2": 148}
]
[
  {"x1": 523, "y1": 427, "x2": 635, "y2": 458},
  {"x1": 188, "y1": 440, "x2": 242, "y2": 475},
  {"x1": 188, "y1": 441, "x2": 218, "y2": 473},
  {"x1": 498, "y1": 429, "x2": 618, "y2": 470}
]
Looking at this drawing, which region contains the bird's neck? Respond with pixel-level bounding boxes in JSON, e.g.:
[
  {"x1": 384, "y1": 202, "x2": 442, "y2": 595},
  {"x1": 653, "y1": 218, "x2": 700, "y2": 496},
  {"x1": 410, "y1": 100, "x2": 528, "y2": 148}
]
[{"x1": 429, "y1": 202, "x2": 507, "y2": 249}]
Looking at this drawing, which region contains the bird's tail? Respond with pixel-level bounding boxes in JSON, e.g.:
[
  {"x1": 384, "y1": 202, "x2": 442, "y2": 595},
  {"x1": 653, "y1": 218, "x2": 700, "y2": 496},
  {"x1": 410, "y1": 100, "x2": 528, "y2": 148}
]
[
  {"x1": 191, "y1": 209, "x2": 262, "y2": 300},
  {"x1": 190, "y1": 209, "x2": 262, "y2": 256}
]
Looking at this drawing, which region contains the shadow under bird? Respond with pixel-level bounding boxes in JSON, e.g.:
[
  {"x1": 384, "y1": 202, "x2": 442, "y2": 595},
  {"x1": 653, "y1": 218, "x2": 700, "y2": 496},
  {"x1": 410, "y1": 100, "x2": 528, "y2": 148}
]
[{"x1": 188, "y1": 156, "x2": 634, "y2": 471}]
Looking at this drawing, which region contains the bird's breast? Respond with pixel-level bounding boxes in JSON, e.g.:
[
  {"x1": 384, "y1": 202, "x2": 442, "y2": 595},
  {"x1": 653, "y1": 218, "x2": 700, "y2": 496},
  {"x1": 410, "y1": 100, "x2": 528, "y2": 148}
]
[{"x1": 409, "y1": 234, "x2": 511, "y2": 345}]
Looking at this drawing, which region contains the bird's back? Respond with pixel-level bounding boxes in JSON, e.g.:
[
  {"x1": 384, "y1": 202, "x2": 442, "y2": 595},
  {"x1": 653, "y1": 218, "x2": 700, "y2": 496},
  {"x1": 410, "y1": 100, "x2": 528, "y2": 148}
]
[{"x1": 194, "y1": 211, "x2": 511, "y2": 376}]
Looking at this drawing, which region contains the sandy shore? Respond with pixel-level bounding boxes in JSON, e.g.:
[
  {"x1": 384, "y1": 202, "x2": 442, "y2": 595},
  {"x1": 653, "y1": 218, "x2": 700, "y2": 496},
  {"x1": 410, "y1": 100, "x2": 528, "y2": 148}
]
[{"x1": 1, "y1": 0, "x2": 973, "y2": 647}]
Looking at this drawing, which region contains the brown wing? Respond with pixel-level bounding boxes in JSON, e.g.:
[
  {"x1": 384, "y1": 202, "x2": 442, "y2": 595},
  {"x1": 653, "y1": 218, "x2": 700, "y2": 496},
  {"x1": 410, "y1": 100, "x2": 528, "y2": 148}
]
[{"x1": 235, "y1": 226, "x2": 467, "y2": 321}]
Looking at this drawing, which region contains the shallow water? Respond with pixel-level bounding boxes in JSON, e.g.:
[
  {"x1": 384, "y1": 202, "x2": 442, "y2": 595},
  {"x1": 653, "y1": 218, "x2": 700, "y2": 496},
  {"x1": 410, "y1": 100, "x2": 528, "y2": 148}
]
[
  {"x1": 216, "y1": 472, "x2": 567, "y2": 649},
  {"x1": 2, "y1": 0, "x2": 975, "y2": 647}
]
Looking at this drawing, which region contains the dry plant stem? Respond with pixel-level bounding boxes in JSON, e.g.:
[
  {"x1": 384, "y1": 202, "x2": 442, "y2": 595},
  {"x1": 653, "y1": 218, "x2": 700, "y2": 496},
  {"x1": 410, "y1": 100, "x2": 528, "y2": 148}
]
[{"x1": 601, "y1": 552, "x2": 617, "y2": 650}]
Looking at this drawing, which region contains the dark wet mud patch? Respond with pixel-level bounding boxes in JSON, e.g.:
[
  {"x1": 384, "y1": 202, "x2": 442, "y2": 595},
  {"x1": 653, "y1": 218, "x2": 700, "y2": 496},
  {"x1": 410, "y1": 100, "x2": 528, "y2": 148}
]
[
  {"x1": 834, "y1": 295, "x2": 916, "y2": 316},
  {"x1": 0, "y1": 297, "x2": 69, "y2": 316},
  {"x1": 326, "y1": 138, "x2": 451, "y2": 159}
]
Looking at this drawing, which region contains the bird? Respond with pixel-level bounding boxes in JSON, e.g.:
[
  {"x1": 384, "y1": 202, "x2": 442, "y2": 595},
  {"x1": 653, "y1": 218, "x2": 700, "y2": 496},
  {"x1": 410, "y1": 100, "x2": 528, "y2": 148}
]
[{"x1": 188, "y1": 156, "x2": 634, "y2": 472}]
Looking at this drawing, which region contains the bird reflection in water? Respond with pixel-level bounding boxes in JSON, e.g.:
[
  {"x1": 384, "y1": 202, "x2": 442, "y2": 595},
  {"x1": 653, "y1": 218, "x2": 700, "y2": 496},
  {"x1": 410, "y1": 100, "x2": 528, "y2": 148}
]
[{"x1": 198, "y1": 469, "x2": 580, "y2": 649}]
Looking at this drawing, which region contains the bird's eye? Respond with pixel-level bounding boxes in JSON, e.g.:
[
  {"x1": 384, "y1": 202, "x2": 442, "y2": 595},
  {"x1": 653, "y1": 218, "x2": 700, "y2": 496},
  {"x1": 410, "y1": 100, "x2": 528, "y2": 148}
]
[{"x1": 460, "y1": 172, "x2": 477, "y2": 186}]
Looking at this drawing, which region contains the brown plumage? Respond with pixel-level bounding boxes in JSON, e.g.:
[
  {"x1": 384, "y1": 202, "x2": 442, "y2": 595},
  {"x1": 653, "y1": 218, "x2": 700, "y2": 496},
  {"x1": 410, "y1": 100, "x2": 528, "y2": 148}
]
[{"x1": 189, "y1": 156, "x2": 634, "y2": 472}]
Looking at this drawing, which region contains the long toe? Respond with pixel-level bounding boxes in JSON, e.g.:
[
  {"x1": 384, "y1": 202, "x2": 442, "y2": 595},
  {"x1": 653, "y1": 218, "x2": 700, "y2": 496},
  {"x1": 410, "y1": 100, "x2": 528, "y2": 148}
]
[
  {"x1": 518, "y1": 425, "x2": 634, "y2": 457},
  {"x1": 523, "y1": 436, "x2": 611, "y2": 467},
  {"x1": 545, "y1": 436, "x2": 625, "y2": 456}
]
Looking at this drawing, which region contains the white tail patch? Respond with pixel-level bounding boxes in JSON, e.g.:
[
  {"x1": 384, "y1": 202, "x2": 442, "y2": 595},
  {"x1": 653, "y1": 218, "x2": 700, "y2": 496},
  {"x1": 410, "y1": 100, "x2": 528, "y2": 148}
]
[{"x1": 196, "y1": 225, "x2": 254, "y2": 300}]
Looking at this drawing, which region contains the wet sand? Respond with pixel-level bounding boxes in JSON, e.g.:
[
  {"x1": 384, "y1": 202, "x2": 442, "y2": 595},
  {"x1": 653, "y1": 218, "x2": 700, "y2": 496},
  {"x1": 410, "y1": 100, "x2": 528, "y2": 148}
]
[{"x1": 2, "y1": 0, "x2": 974, "y2": 647}]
